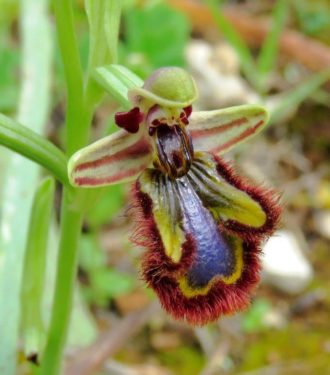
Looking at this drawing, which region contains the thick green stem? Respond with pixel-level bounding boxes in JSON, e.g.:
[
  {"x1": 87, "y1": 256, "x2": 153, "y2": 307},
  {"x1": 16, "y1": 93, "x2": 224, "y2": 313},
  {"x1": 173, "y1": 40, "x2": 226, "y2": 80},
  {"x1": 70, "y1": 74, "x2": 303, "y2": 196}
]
[
  {"x1": 40, "y1": 106, "x2": 93, "y2": 374},
  {"x1": 41, "y1": 1, "x2": 122, "y2": 373},
  {"x1": 53, "y1": 0, "x2": 88, "y2": 156},
  {"x1": 40, "y1": 191, "x2": 83, "y2": 375},
  {"x1": 40, "y1": 1, "x2": 91, "y2": 374}
]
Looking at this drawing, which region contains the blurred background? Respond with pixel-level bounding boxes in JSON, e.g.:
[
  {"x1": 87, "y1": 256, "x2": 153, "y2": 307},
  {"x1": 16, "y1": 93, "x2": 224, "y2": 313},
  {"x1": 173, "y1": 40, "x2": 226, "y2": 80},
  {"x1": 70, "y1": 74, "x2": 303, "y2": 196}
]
[{"x1": 0, "y1": 0, "x2": 330, "y2": 374}]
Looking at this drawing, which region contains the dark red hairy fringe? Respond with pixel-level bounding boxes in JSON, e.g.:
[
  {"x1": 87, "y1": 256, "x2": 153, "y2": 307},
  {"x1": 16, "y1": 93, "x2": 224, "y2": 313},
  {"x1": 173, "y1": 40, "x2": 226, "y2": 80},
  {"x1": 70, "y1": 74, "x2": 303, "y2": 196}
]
[
  {"x1": 149, "y1": 239, "x2": 261, "y2": 325},
  {"x1": 131, "y1": 179, "x2": 265, "y2": 326},
  {"x1": 212, "y1": 154, "x2": 282, "y2": 242}
]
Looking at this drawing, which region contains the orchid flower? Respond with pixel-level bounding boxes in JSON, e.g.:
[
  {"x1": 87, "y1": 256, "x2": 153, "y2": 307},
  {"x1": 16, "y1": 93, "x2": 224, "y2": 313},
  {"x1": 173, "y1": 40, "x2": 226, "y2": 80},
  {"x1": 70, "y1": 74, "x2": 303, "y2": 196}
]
[{"x1": 68, "y1": 67, "x2": 281, "y2": 325}]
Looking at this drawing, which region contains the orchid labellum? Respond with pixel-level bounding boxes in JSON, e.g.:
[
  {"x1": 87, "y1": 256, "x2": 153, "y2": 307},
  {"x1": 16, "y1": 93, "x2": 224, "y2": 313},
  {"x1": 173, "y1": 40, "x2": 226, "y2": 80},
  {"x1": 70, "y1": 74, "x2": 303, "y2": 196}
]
[{"x1": 68, "y1": 67, "x2": 281, "y2": 325}]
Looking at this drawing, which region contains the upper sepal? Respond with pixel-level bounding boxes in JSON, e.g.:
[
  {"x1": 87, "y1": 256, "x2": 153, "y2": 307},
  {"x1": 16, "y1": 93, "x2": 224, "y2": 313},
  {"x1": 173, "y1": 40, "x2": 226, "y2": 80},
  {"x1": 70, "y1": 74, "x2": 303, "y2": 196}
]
[
  {"x1": 189, "y1": 104, "x2": 268, "y2": 154},
  {"x1": 129, "y1": 67, "x2": 198, "y2": 109}
]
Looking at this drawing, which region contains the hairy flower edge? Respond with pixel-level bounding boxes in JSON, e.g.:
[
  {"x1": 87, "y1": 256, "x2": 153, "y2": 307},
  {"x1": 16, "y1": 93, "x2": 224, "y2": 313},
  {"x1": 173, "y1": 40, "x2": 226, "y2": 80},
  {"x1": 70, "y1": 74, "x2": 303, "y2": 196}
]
[
  {"x1": 130, "y1": 154, "x2": 281, "y2": 325},
  {"x1": 131, "y1": 191, "x2": 261, "y2": 325},
  {"x1": 212, "y1": 154, "x2": 282, "y2": 241},
  {"x1": 143, "y1": 238, "x2": 261, "y2": 325}
]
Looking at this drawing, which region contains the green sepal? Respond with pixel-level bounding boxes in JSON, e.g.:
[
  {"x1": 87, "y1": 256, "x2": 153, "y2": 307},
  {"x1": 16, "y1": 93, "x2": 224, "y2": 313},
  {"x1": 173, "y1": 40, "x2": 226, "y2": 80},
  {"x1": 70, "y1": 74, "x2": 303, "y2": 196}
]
[
  {"x1": 20, "y1": 177, "x2": 55, "y2": 357},
  {"x1": 129, "y1": 67, "x2": 198, "y2": 109}
]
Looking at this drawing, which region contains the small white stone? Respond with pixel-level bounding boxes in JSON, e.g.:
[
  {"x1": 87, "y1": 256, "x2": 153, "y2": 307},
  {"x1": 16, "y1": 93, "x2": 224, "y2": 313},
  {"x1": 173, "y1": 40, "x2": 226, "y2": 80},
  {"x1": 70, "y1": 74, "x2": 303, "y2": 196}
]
[
  {"x1": 262, "y1": 230, "x2": 313, "y2": 294},
  {"x1": 185, "y1": 40, "x2": 259, "y2": 107},
  {"x1": 212, "y1": 43, "x2": 240, "y2": 74},
  {"x1": 263, "y1": 309, "x2": 287, "y2": 329},
  {"x1": 314, "y1": 210, "x2": 330, "y2": 239}
]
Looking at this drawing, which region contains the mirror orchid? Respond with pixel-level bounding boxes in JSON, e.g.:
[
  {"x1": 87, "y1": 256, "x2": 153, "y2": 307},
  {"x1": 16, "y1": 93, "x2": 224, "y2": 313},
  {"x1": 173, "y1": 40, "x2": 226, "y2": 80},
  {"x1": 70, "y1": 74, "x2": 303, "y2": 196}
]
[{"x1": 68, "y1": 67, "x2": 281, "y2": 325}]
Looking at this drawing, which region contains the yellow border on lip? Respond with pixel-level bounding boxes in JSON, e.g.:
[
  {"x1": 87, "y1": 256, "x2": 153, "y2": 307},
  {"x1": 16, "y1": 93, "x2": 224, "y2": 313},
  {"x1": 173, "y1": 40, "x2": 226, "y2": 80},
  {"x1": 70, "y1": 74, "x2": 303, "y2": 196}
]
[
  {"x1": 139, "y1": 170, "x2": 186, "y2": 264},
  {"x1": 178, "y1": 237, "x2": 244, "y2": 298},
  {"x1": 154, "y1": 208, "x2": 185, "y2": 264}
]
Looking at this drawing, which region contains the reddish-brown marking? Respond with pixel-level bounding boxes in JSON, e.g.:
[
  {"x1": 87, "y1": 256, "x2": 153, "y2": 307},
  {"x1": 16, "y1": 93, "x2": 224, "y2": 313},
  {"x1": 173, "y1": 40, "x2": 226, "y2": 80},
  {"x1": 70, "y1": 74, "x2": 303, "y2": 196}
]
[
  {"x1": 74, "y1": 165, "x2": 146, "y2": 186},
  {"x1": 212, "y1": 120, "x2": 263, "y2": 154},
  {"x1": 115, "y1": 107, "x2": 144, "y2": 134},
  {"x1": 190, "y1": 117, "x2": 247, "y2": 138},
  {"x1": 75, "y1": 138, "x2": 151, "y2": 172},
  {"x1": 183, "y1": 105, "x2": 193, "y2": 118}
]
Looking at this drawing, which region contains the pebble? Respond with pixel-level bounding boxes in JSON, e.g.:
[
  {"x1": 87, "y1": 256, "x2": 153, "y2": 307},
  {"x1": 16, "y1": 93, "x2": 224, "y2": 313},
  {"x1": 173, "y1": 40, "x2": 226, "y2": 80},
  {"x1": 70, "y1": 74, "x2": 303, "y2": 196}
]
[
  {"x1": 262, "y1": 230, "x2": 313, "y2": 294},
  {"x1": 314, "y1": 210, "x2": 330, "y2": 239},
  {"x1": 185, "y1": 40, "x2": 259, "y2": 108}
]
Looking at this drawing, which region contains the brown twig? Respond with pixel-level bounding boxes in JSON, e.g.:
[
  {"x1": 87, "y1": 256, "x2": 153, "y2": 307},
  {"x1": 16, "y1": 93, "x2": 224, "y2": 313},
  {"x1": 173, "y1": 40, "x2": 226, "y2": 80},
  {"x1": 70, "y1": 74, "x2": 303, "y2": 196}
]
[
  {"x1": 168, "y1": 0, "x2": 330, "y2": 72},
  {"x1": 64, "y1": 302, "x2": 160, "y2": 375}
]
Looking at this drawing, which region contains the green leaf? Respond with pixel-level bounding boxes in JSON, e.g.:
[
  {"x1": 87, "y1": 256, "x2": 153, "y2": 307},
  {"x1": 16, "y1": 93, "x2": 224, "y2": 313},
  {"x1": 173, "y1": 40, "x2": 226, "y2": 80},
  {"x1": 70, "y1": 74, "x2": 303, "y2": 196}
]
[
  {"x1": 85, "y1": 0, "x2": 122, "y2": 104},
  {"x1": 53, "y1": 0, "x2": 86, "y2": 156},
  {"x1": 257, "y1": 0, "x2": 288, "y2": 85},
  {"x1": 0, "y1": 43, "x2": 19, "y2": 111},
  {"x1": 93, "y1": 64, "x2": 143, "y2": 108},
  {"x1": 0, "y1": 113, "x2": 69, "y2": 186},
  {"x1": 124, "y1": 2, "x2": 190, "y2": 69},
  {"x1": 0, "y1": 0, "x2": 53, "y2": 372},
  {"x1": 105, "y1": 1, "x2": 122, "y2": 64},
  {"x1": 205, "y1": 0, "x2": 257, "y2": 85},
  {"x1": 85, "y1": 0, "x2": 110, "y2": 69},
  {"x1": 85, "y1": 0, "x2": 121, "y2": 68},
  {"x1": 0, "y1": 0, "x2": 18, "y2": 24},
  {"x1": 20, "y1": 177, "x2": 55, "y2": 357}
]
